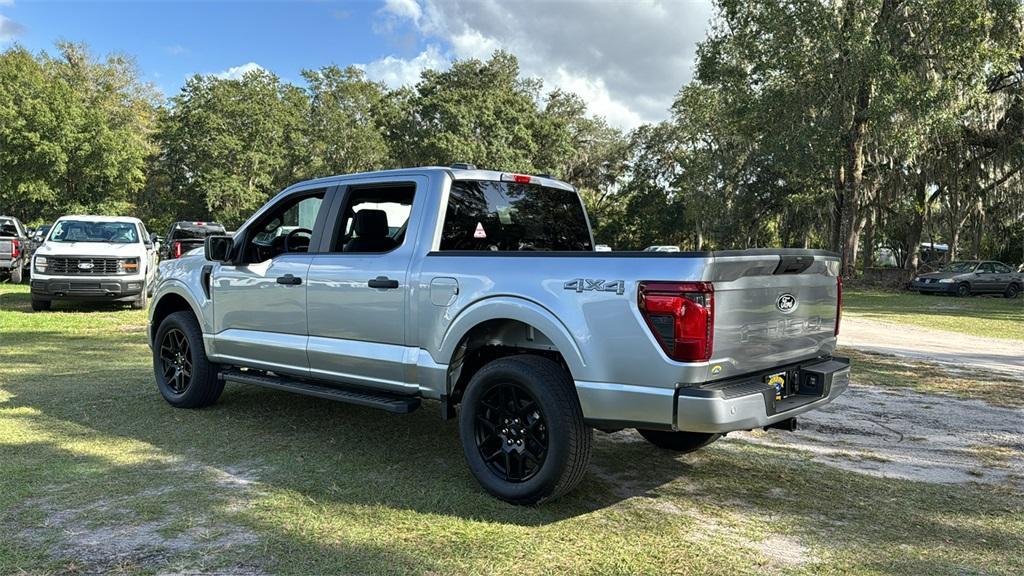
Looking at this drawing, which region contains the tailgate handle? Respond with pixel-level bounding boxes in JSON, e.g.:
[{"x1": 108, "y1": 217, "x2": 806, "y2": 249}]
[{"x1": 774, "y1": 255, "x2": 813, "y2": 275}]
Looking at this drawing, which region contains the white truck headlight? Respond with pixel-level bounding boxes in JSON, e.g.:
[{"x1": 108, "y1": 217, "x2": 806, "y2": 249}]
[
  {"x1": 117, "y1": 258, "x2": 140, "y2": 274},
  {"x1": 34, "y1": 256, "x2": 47, "y2": 273},
  {"x1": 938, "y1": 278, "x2": 955, "y2": 283}
]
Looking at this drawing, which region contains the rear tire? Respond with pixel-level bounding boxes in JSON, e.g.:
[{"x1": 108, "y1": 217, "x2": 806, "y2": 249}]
[
  {"x1": 956, "y1": 283, "x2": 971, "y2": 297},
  {"x1": 10, "y1": 266, "x2": 22, "y2": 284},
  {"x1": 154, "y1": 311, "x2": 223, "y2": 408},
  {"x1": 459, "y1": 355, "x2": 592, "y2": 505},
  {"x1": 637, "y1": 429, "x2": 721, "y2": 453},
  {"x1": 1005, "y1": 283, "x2": 1020, "y2": 299},
  {"x1": 30, "y1": 297, "x2": 51, "y2": 312}
]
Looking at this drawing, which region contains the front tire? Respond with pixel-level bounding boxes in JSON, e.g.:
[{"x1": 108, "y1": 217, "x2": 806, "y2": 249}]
[
  {"x1": 154, "y1": 311, "x2": 223, "y2": 408},
  {"x1": 459, "y1": 355, "x2": 592, "y2": 505},
  {"x1": 956, "y1": 283, "x2": 971, "y2": 297},
  {"x1": 637, "y1": 429, "x2": 721, "y2": 453},
  {"x1": 131, "y1": 289, "x2": 148, "y2": 310}
]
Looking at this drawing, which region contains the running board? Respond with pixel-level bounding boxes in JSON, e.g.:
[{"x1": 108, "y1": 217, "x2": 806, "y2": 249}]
[{"x1": 220, "y1": 369, "x2": 421, "y2": 414}]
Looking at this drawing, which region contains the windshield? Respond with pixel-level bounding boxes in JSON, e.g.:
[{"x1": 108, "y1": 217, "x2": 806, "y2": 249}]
[
  {"x1": 942, "y1": 261, "x2": 978, "y2": 273},
  {"x1": 49, "y1": 220, "x2": 140, "y2": 244},
  {"x1": 440, "y1": 180, "x2": 592, "y2": 251}
]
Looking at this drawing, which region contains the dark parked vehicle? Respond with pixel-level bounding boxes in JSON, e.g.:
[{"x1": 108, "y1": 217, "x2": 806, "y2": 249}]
[
  {"x1": 911, "y1": 260, "x2": 1022, "y2": 298},
  {"x1": 0, "y1": 216, "x2": 29, "y2": 284},
  {"x1": 25, "y1": 223, "x2": 52, "y2": 261},
  {"x1": 160, "y1": 221, "x2": 226, "y2": 260}
]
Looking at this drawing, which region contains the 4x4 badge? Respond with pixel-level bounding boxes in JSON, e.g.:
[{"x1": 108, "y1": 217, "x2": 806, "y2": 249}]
[{"x1": 563, "y1": 278, "x2": 625, "y2": 295}]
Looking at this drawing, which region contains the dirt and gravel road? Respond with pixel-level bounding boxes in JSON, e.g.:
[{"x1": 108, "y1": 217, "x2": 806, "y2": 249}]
[{"x1": 840, "y1": 317, "x2": 1024, "y2": 378}]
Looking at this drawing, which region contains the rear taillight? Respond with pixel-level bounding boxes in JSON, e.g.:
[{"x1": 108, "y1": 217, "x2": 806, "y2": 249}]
[
  {"x1": 10, "y1": 239, "x2": 19, "y2": 259},
  {"x1": 835, "y1": 275, "x2": 843, "y2": 336},
  {"x1": 173, "y1": 241, "x2": 183, "y2": 258},
  {"x1": 638, "y1": 281, "x2": 714, "y2": 362}
]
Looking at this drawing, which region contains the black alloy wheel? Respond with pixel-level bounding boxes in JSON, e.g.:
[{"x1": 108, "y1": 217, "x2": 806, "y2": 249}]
[
  {"x1": 474, "y1": 381, "x2": 548, "y2": 483},
  {"x1": 159, "y1": 327, "x2": 193, "y2": 395}
]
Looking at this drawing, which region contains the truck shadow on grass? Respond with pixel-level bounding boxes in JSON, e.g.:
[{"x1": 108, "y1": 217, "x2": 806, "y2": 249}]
[{"x1": 2, "y1": 322, "x2": 1023, "y2": 574}]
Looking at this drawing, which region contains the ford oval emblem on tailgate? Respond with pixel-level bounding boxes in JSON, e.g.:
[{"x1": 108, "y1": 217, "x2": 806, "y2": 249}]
[
  {"x1": 78, "y1": 262, "x2": 94, "y2": 270},
  {"x1": 776, "y1": 293, "x2": 797, "y2": 313}
]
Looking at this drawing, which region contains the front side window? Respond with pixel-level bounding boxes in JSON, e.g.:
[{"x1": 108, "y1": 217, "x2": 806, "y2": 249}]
[
  {"x1": 978, "y1": 262, "x2": 996, "y2": 273},
  {"x1": 48, "y1": 220, "x2": 139, "y2": 244},
  {"x1": 440, "y1": 180, "x2": 592, "y2": 251},
  {"x1": 244, "y1": 190, "x2": 325, "y2": 262}
]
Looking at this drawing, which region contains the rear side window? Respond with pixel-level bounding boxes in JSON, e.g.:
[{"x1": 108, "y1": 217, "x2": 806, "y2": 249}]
[{"x1": 440, "y1": 180, "x2": 592, "y2": 251}]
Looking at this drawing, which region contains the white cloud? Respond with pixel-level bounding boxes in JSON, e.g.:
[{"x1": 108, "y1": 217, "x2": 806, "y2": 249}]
[
  {"x1": 361, "y1": 0, "x2": 715, "y2": 129},
  {"x1": 357, "y1": 44, "x2": 447, "y2": 88},
  {"x1": 0, "y1": 1, "x2": 15, "y2": 7},
  {"x1": 213, "y1": 62, "x2": 267, "y2": 80},
  {"x1": 165, "y1": 44, "x2": 188, "y2": 56},
  {"x1": 0, "y1": 13, "x2": 24, "y2": 43},
  {"x1": 381, "y1": 0, "x2": 422, "y2": 21}
]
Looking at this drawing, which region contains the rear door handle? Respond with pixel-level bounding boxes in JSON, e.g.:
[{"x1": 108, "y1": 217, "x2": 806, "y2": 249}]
[
  {"x1": 276, "y1": 274, "x2": 302, "y2": 286},
  {"x1": 368, "y1": 276, "x2": 399, "y2": 289}
]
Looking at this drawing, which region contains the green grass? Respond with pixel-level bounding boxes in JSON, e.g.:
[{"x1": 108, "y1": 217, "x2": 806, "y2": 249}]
[
  {"x1": 2, "y1": 283, "x2": 1023, "y2": 575},
  {"x1": 843, "y1": 289, "x2": 1024, "y2": 340}
]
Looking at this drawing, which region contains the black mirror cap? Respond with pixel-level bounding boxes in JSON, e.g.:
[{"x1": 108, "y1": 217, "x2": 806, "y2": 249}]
[{"x1": 205, "y1": 235, "x2": 234, "y2": 262}]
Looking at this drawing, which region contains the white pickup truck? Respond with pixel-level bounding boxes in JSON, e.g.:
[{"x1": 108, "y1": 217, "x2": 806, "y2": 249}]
[
  {"x1": 31, "y1": 215, "x2": 158, "y2": 311},
  {"x1": 148, "y1": 166, "x2": 848, "y2": 504}
]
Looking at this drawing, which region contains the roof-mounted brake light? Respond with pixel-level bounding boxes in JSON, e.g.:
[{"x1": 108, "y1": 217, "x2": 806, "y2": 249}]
[{"x1": 501, "y1": 173, "x2": 536, "y2": 184}]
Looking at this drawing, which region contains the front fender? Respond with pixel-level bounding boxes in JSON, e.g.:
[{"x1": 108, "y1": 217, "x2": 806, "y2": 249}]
[
  {"x1": 436, "y1": 295, "x2": 587, "y2": 377},
  {"x1": 148, "y1": 275, "x2": 211, "y2": 346}
]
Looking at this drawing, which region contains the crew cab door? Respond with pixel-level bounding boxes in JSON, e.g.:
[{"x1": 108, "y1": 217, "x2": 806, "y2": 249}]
[
  {"x1": 210, "y1": 187, "x2": 332, "y2": 377},
  {"x1": 304, "y1": 176, "x2": 427, "y2": 394}
]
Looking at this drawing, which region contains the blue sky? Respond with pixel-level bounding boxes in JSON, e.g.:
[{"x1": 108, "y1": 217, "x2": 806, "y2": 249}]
[{"x1": 0, "y1": 1, "x2": 716, "y2": 129}]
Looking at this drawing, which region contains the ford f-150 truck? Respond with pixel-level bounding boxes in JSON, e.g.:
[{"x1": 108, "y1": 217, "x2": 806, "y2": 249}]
[
  {"x1": 148, "y1": 166, "x2": 849, "y2": 504},
  {"x1": 31, "y1": 215, "x2": 158, "y2": 311}
]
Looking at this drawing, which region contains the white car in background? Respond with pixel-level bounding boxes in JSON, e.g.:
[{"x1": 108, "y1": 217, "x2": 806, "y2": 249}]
[
  {"x1": 643, "y1": 245, "x2": 681, "y2": 253},
  {"x1": 30, "y1": 215, "x2": 158, "y2": 311}
]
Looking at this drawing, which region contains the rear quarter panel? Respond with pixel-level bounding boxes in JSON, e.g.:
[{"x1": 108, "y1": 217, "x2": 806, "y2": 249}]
[{"x1": 413, "y1": 253, "x2": 716, "y2": 389}]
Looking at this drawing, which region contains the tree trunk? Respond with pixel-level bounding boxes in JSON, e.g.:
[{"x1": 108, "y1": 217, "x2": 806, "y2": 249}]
[
  {"x1": 862, "y1": 204, "x2": 875, "y2": 273},
  {"x1": 904, "y1": 178, "x2": 927, "y2": 274}
]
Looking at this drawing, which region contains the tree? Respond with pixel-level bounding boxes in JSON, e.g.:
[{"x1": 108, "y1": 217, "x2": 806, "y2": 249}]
[
  {"x1": 157, "y1": 69, "x2": 307, "y2": 227},
  {"x1": 0, "y1": 43, "x2": 158, "y2": 222}
]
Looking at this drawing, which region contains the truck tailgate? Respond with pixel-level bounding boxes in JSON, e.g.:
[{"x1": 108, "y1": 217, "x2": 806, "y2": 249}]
[
  {"x1": 0, "y1": 239, "x2": 12, "y2": 260},
  {"x1": 708, "y1": 252, "x2": 840, "y2": 378}
]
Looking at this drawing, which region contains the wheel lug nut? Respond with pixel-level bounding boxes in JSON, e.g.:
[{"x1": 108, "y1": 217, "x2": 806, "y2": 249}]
[{"x1": 516, "y1": 440, "x2": 522, "y2": 445}]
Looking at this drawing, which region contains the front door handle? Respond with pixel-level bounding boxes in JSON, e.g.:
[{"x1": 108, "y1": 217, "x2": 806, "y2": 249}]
[
  {"x1": 368, "y1": 276, "x2": 399, "y2": 289},
  {"x1": 276, "y1": 274, "x2": 302, "y2": 286}
]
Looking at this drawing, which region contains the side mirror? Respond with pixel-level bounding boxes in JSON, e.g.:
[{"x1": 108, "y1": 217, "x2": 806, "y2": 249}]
[
  {"x1": 205, "y1": 235, "x2": 234, "y2": 263},
  {"x1": 152, "y1": 234, "x2": 162, "y2": 244}
]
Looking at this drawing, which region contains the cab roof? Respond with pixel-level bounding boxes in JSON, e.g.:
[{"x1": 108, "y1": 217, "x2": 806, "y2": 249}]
[
  {"x1": 55, "y1": 215, "x2": 143, "y2": 224},
  {"x1": 287, "y1": 166, "x2": 577, "y2": 193}
]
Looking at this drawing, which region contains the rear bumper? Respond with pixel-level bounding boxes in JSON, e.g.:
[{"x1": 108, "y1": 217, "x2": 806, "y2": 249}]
[
  {"x1": 578, "y1": 356, "x2": 850, "y2": 433},
  {"x1": 910, "y1": 280, "x2": 957, "y2": 293},
  {"x1": 31, "y1": 276, "x2": 144, "y2": 301}
]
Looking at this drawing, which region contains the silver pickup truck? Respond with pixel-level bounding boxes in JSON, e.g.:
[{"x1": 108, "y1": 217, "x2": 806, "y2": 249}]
[{"x1": 149, "y1": 166, "x2": 848, "y2": 504}]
